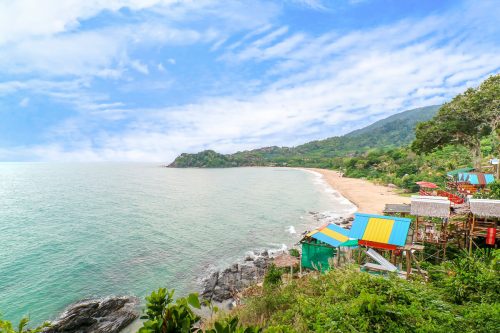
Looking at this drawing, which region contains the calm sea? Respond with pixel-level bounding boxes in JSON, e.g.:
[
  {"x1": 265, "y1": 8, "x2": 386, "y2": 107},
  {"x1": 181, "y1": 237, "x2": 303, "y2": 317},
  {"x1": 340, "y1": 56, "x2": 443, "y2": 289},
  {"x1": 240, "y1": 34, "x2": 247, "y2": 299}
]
[{"x1": 0, "y1": 164, "x2": 354, "y2": 324}]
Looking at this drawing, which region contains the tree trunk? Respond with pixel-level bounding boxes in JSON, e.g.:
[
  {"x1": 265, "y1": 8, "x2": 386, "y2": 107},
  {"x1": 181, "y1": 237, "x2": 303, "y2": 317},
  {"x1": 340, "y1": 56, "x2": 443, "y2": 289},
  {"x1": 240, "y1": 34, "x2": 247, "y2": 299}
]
[{"x1": 471, "y1": 140, "x2": 482, "y2": 170}]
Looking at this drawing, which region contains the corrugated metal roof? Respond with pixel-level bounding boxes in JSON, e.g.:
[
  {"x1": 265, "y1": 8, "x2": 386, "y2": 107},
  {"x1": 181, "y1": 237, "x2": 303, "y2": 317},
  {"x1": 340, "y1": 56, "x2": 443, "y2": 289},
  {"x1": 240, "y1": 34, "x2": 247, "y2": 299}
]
[
  {"x1": 447, "y1": 167, "x2": 474, "y2": 177},
  {"x1": 458, "y1": 172, "x2": 495, "y2": 185},
  {"x1": 350, "y1": 213, "x2": 411, "y2": 247},
  {"x1": 309, "y1": 223, "x2": 350, "y2": 247}
]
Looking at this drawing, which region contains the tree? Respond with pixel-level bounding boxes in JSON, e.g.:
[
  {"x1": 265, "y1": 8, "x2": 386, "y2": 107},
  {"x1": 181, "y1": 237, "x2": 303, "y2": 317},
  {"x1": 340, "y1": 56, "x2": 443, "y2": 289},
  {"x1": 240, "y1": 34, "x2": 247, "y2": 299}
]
[{"x1": 412, "y1": 74, "x2": 499, "y2": 169}]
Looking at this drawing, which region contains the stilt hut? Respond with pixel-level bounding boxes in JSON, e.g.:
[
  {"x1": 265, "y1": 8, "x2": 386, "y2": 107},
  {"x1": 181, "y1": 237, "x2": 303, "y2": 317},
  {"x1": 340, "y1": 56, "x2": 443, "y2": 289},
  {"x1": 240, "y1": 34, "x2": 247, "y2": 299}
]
[
  {"x1": 349, "y1": 213, "x2": 421, "y2": 278},
  {"x1": 410, "y1": 196, "x2": 452, "y2": 260},
  {"x1": 468, "y1": 199, "x2": 500, "y2": 252}
]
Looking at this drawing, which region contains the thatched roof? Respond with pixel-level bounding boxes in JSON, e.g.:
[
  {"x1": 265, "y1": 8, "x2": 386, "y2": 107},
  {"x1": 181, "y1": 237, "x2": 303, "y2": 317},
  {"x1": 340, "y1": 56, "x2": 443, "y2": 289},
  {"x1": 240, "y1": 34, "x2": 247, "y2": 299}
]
[
  {"x1": 273, "y1": 253, "x2": 299, "y2": 268},
  {"x1": 411, "y1": 196, "x2": 450, "y2": 218},
  {"x1": 384, "y1": 204, "x2": 411, "y2": 214},
  {"x1": 469, "y1": 199, "x2": 500, "y2": 218}
]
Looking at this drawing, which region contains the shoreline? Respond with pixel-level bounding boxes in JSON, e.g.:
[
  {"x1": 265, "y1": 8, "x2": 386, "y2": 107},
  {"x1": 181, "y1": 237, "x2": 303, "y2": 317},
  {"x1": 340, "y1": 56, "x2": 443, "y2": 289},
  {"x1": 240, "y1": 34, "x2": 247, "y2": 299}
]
[{"x1": 303, "y1": 168, "x2": 411, "y2": 215}]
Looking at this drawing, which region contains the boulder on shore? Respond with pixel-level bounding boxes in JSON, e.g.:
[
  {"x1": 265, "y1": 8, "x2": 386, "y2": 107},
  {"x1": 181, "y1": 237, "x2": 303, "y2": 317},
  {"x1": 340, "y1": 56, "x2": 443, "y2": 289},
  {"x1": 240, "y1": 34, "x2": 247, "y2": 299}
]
[
  {"x1": 44, "y1": 296, "x2": 139, "y2": 333},
  {"x1": 201, "y1": 250, "x2": 272, "y2": 303}
]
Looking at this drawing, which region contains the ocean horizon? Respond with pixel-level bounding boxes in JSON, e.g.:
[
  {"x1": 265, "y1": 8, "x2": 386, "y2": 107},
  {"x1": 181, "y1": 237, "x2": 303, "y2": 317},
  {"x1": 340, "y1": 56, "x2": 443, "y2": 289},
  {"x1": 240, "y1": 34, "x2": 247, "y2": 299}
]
[{"x1": 0, "y1": 163, "x2": 355, "y2": 324}]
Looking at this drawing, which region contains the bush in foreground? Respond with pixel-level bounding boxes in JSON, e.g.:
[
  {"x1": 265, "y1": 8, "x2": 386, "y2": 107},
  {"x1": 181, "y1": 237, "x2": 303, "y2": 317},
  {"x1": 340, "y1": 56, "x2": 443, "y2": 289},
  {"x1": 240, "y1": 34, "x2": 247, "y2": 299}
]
[{"x1": 237, "y1": 267, "x2": 460, "y2": 332}]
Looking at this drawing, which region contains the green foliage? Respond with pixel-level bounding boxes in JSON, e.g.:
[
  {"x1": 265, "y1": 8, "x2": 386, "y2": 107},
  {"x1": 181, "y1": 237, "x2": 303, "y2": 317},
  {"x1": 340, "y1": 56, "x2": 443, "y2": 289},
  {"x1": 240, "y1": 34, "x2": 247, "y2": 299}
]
[
  {"x1": 139, "y1": 288, "x2": 201, "y2": 333},
  {"x1": 139, "y1": 288, "x2": 263, "y2": 333},
  {"x1": 412, "y1": 74, "x2": 499, "y2": 168},
  {"x1": 239, "y1": 267, "x2": 461, "y2": 332},
  {"x1": 474, "y1": 180, "x2": 500, "y2": 199},
  {"x1": 442, "y1": 250, "x2": 500, "y2": 304},
  {"x1": 205, "y1": 317, "x2": 262, "y2": 333},
  {"x1": 288, "y1": 249, "x2": 300, "y2": 258},
  {"x1": 0, "y1": 316, "x2": 50, "y2": 333},
  {"x1": 338, "y1": 145, "x2": 471, "y2": 191},
  {"x1": 461, "y1": 302, "x2": 500, "y2": 333},
  {"x1": 263, "y1": 264, "x2": 283, "y2": 290}
]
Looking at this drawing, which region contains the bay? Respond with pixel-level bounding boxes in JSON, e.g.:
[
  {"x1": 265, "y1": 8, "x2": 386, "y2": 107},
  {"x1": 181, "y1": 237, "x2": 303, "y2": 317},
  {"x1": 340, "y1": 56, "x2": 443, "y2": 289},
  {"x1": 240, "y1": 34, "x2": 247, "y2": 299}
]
[{"x1": 0, "y1": 164, "x2": 354, "y2": 324}]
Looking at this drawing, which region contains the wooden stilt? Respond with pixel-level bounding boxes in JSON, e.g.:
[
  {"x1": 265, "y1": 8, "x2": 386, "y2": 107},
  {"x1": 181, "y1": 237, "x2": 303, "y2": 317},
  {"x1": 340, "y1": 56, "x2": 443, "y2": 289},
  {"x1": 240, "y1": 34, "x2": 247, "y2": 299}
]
[
  {"x1": 469, "y1": 215, "x2": 476, "y2": 255},
  {"x1": 299, "y1": 256, "x2": 302, "y2": 276},
  {"x1": 442, "y1": 219, "x2": 448, "y2": 261},
  {"x1": 410, "y1": 252, "x2": 424, "y2": 276},
  {"x1": 406, "y1": 250, "x2": 411, "y2": 278}
]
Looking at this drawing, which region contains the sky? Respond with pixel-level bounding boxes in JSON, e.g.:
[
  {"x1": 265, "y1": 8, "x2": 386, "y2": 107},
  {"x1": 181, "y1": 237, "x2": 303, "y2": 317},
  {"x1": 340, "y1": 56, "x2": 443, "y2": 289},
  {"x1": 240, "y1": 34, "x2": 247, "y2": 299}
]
[{"x1": 0, "y1": 0, "x2": 499, "y2": 162}]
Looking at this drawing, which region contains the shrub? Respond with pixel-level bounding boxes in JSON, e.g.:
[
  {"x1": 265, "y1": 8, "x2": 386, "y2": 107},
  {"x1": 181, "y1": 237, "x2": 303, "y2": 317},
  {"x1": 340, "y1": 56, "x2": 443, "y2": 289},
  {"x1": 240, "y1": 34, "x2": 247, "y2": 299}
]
[
  {"x1": 0, "y1": 316, "x2": 50, "y2": 333},
  {"x1": 139, "y1": 288, "x2": 201, "y2": 333},
  {"x1": 288, "y1": 249, "x2": 300, "y2": 258},
  {"x1": 239, "y1": 267, "x2": 460, "y2": 332},
  {"x1": 461, "y1": 302, "x2": 500, "y2": 333},
  {"x1": 263, "y1": 265, "x2": 283, "y2": 289},
  {"x1": 443, "y1": 250, "x2": 500, "y2": 304}
]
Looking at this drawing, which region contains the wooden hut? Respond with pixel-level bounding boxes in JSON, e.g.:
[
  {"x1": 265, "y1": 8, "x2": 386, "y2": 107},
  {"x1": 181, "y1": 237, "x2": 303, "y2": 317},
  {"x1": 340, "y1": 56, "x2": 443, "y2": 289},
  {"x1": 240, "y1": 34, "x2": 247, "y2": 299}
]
[
  {"x1": 410, "y1": 196, "x2": 451, "y2": 260},
  {"x1": 300, "y1": 223, "x2": 352, "y2": 272},
  {"x1": 468, "y1": 199, "x2": 500, "y2": 252},
  {"x1": 349, "y1": 213, "x2": 423, "y2": 278}
]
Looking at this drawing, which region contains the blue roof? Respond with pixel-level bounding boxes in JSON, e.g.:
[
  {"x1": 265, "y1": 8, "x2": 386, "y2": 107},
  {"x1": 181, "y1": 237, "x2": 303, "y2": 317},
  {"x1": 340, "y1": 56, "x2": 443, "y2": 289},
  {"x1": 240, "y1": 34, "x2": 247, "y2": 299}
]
[
  {"x1": 309, "y1": 223, "x2": 350, "y2": 247},
  {"x1": 349, "y1": 213, "x2": 412, "y2": 247},
  {"x1": 458, "y1": 172, "x2": 495, "y2": 185}
]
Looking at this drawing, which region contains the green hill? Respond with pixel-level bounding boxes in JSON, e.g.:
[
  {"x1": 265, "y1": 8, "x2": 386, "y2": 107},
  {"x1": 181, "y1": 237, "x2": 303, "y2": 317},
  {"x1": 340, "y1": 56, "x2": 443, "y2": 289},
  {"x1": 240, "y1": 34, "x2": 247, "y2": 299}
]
[{"x1": 168, "y1": 105, "x2": 440, "y2": 168}]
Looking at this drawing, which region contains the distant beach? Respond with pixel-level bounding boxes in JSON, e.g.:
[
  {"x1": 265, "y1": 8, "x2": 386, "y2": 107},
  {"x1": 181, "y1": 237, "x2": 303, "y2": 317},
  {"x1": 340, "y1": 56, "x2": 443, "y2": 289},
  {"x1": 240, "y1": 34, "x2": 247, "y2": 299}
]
[{"x1": 305, "y1": 168, "x2": 411, "y2": 215}]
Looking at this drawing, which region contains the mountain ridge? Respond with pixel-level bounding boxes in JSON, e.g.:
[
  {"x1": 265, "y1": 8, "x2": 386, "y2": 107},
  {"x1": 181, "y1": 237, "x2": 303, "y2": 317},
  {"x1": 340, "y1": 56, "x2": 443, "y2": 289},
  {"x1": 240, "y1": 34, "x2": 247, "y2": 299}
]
[{"x1": 169, "y1": 105, "x2": 440, "y2": 168}]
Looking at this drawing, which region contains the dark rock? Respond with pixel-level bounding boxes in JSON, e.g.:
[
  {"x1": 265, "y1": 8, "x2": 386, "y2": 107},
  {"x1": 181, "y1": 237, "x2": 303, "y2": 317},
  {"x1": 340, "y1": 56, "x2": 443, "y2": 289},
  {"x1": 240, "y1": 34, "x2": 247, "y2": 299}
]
[
  {"x1": 253, "y1": 257, "x2": 267, "y2": 269},
  {"x1": 201, "y1": 253, "x2": 272, "y2": 303},
  {"x1": 44, "y1": 296, "x2": 139, "y2": 333}
]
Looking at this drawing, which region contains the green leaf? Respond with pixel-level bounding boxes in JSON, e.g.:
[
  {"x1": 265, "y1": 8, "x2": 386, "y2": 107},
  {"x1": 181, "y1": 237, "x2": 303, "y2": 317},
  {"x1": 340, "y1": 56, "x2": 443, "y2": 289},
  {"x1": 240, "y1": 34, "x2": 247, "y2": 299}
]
[{"x1": 187, "y1": 293, "x2": 201, "y2": 309}]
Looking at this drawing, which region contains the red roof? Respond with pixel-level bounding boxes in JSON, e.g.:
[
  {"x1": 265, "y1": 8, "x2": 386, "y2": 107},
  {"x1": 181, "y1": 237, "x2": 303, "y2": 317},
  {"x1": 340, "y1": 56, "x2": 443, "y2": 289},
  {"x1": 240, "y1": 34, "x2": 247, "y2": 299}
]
[{"x1": 416, "y1": 181, "x2": 438, "y2": 189}]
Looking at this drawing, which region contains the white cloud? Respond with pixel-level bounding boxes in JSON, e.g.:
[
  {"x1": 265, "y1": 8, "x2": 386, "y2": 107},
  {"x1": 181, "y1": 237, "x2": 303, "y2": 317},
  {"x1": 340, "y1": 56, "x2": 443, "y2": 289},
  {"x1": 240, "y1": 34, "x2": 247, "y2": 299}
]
[
  {"x1": 19, "y1": 97, "x2": 30, "y2": 107},
  {"x1": 1, "y1": 0, "x2": 499, "y2": 162},
  {"x1": 289, "y1": 0, "x2": 327, "y2": 10},
  {"x1": 167, "y1": 58, "x2": 176, "y2": 65},
  {"x1": 0, "y1": 1, "x2": 277, "y2": 78},
  {"x1": 0, "y1": 0, "x2": 192, "y2": 45},
  {"x1": 130, "y1": 60, "x2": 149, "y2": 75}
]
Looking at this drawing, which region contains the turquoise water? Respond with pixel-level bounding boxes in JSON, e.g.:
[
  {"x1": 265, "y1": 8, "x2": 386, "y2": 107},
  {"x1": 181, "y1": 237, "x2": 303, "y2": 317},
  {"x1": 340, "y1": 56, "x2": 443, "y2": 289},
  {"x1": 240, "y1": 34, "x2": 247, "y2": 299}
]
[{"x1": 0, "y1": 164, "x2": 354, "y2": 324}]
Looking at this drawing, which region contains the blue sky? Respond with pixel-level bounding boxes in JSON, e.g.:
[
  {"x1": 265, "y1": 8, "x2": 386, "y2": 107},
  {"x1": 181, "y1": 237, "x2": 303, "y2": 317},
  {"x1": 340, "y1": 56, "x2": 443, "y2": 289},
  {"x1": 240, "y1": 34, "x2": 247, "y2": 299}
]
[{"x1": 0, "y1": 0, "x2": 498, "y2": 162}]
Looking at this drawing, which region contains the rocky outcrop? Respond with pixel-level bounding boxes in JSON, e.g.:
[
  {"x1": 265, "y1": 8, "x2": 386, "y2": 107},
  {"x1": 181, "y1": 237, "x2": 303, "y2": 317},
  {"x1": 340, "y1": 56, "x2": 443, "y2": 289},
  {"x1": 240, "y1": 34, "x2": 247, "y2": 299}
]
[
  {"x1": 309, "y1": 212, "x2": 354, "y2": 228},
  {"x1": 44, "y1": 296, "x2": 139, "y2": 333},
  {"x1": 201, "y1": 250, "x2": 272, "y2": 302}
]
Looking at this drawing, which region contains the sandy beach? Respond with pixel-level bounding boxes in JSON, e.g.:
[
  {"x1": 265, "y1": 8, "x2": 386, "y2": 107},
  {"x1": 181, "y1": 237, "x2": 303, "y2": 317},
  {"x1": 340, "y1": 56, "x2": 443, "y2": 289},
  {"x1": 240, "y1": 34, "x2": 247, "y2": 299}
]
[{"x1": 307, "y1": 168, "x2": 411, "y2": 215}]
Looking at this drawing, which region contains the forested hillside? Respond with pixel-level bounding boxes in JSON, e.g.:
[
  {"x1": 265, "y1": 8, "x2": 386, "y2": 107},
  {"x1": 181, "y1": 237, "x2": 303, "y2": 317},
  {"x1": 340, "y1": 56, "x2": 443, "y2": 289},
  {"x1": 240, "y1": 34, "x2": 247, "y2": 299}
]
[{"x1": 169, "y1": 105, "x2": 440, "y2": 168}]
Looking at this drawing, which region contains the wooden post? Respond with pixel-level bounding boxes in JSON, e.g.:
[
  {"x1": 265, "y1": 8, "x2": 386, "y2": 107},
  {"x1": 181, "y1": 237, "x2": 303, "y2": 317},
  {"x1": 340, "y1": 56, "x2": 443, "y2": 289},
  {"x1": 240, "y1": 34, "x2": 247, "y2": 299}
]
[
  {"x1": 406, "y1": 250, "x2": 411, "y2": 278},
  {"x1": 442, "y1": 219, "x2": 448, "y2": 261},
  {"x1": 415, "y1": 216, "x2": 419, "y2": 243},
  {"x1": 299, "y1": 256, "x2": 302, "y2": 276},
  {"x1": 410, "y1": 251, "x2": 424, "y2": 276},
  {"x1": 469, "y1": 215, "x2": 476, "y2": 255}
]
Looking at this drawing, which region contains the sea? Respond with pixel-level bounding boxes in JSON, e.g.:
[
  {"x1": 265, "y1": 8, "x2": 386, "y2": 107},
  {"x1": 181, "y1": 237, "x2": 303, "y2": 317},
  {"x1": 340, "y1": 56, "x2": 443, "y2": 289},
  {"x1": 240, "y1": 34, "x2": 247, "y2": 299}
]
[{"x1": 0, "y1": 163, "x2": 355, "y2": 325}]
